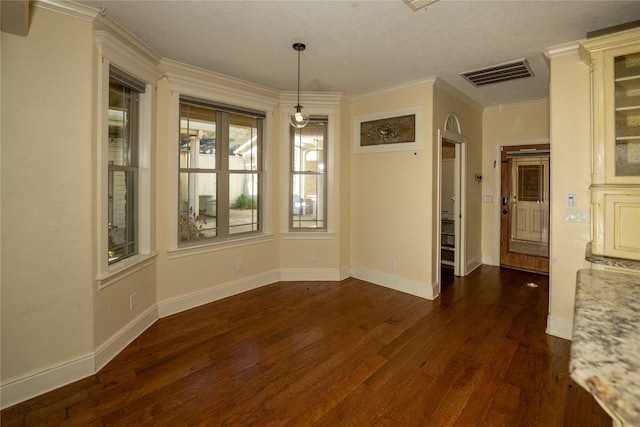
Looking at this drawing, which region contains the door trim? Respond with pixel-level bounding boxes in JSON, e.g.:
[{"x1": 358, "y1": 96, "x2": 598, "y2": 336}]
[
  {"x1": 437, "y1": 129, "x2": 467, "y2": 294},
  {"x1": 499, "y1": 143, "x2": 550, "y2": 274}
]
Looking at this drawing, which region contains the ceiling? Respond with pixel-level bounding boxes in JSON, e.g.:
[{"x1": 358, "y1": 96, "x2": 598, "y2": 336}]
[{"x1": 77, "y1": 0, "x2": 640, "y2": 108}]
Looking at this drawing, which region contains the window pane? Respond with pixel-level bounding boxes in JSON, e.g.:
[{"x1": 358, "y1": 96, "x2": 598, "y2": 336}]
[
  {"x1": 108, "y1": 171, "x2": 136, "y2": 263},
  {"x1": 293, "y1": 122, "x2": 325, "y2": 172},
  {"x1": 179, "y1": 172, "x2": 217, "y2": 241},
  {"x1": 292, "y1": 173, "x2": 325, "y2": 229},
  {"x1": 230, "y1": 173, "x2": 259, "y2": 234},
  {"x1": 108, "y1": 80, "x2": 135, "y2": 167},
  {"x1": 180, "y1": 104, "x2": 216, "y2": 169},
  {"x1": 229, "y1": 113, "x2": 259, "y2": 171}
]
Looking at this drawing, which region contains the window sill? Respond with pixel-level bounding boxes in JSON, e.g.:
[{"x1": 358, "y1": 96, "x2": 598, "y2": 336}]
[
  {"x1": 168, "y1": 232, "x2": 275, "y2": 259},
  {"x1": 97, "y1": 253, "x2": 158, "y2": 289},
  {"x1": 281, "y1": 231, "x2": 336, "y2": 240}
]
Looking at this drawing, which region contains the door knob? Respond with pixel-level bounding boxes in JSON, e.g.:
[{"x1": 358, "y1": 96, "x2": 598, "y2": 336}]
[{"x1": 502, "y1": 209, "x2": 508, "y2": 215}]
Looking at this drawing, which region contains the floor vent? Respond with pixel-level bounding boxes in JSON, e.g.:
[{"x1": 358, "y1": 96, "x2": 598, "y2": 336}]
[{"x1": 461, "y1": 58, "x2": 534, "y2": 87}]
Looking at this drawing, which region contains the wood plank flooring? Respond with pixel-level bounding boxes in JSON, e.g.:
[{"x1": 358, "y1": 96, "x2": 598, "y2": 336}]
[{"x1": 2, "y1": 266, "x2": 611, "y2": 426}]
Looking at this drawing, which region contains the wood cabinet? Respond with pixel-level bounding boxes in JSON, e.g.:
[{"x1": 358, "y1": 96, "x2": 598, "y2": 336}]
[{"x1": 581, "y1": 28, "x2": 640, "y2": 261}]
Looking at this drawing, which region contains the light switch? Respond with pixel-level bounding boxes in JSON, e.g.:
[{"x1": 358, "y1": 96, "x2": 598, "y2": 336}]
[{"x1": 567, "y1": 194, "x2": 576, "y2": 208}]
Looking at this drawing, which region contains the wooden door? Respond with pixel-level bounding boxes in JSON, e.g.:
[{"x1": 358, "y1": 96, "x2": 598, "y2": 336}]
[{"x1": 500, "y1": 144, "x2": 550, "y2": 274}]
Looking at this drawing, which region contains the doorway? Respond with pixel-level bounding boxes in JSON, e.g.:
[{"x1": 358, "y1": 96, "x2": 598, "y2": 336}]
[
  {"x1": 500, "y1": 144, "x2": 550, "y2": 274},
  {"x1": 437, "y1": 128, "x2": 467, "y2": 294}
]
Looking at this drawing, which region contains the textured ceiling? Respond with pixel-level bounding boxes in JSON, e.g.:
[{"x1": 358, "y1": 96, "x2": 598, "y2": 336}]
[{"x1": 79, "y1": 0, "x2": 640, "y2": 108}]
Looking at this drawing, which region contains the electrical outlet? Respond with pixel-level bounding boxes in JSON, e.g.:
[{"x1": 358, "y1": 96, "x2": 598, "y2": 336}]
[
  {"x1": 237, "y1": 260, "x2": 244, "y2": 272},
  {"x1": 129, "y1": 292, "x2": 137, "y2": 310},
  {"x1": 309, "y1": 252, "x2": 316, "y2": 262}
]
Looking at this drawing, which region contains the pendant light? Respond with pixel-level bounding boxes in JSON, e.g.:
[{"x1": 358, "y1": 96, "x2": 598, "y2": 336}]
[{"x1": 289, "y1": 42, "x2": 309, "y2": 128}]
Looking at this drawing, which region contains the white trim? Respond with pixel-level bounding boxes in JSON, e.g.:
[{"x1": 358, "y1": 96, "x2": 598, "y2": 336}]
[
  {"x1": 354, "y1": 106, "x2": 423, "y2": 154},
  {"x1": 350, "y1": 77, "x2": 437, "y2": 102},
  {"x1": 1, "y1": 353, "x2": 95, "y2": 410},
  {"x1": 483, "y1": 98, "x2": 550, "y2": 113},
  {"x1": 94, "y1": 305, "x2": 159, "y2": 371},
  {"x1": 482, "y1": 254, "x2": 499, "y2": 266},
  {"x1": 161, "y1": 58, "x2": 279, "y2": 113},
  {"x1": 33, "y1": 0, "x2": 98, "y2": 21},
  {"x1": 97, "y1": 253, "x2": 157, "y2": 288},
  {"x1": 167, "y1": 234, "x2": 275, "y2": 260},
  {"x1": 350, "y1": 267, "x2": 437, "y2": 300},
  {"x1": 280, "y1": 268, "x2": 342, "y2": 282},
  {"x1": 543, "y1": 41, "x2": 581, "y2": 59},
  {"x1": 157, "y1": 271, "x2": 280, "y2": 318},
  {"x1": 466, "y1": 256, "x2": 483, "y2": 274},
  {"x1": 546, "y1": 315, "x2": 573, "y2": 340}
]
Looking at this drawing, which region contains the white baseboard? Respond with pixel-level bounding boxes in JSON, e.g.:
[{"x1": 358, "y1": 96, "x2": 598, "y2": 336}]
[
  {"x1": 1, "y1": 352, "x2": 94, "y2": 410},
  {"x1": 546, "y1": 315, "x2": 573, "y2": 340},
  {"x1": 94, "y1": 305, "x2": 159, "y2": 372},
  {"x1": 2, "y1": 266, "x2": 439, "y2": 409},
  {"x1": 466, "y1": 256, "x2": 482, "y2": 274},
  {"x1": 157, "y1": 270, "x2": 280, "y2": 318},
  {"x1": 339, "y1": 266, "x2": 351, "y2": 281},
  {"x1": 350, "y1": 267, "x2": 437, "y2": 300},
  {"x1": 279, "y1": 268, "x2": 342, "y2": 282},
  {"x1": 481, "y1": 254, "x2": 499, "y2": 266}
]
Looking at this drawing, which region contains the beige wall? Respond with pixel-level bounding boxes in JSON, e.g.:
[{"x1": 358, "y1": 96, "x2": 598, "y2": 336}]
[
  {"x1": 433, "y1": 84, "x2": 484, "y2": 274},
  {"x1": 1, "y1": 8, "x2": 95, "y2": 382},
  {"x1": 3, "y1": 1, "x2": 590, "y2": 409},
  {"x1": 350, "y1": 85, "x2": 435, "y2": 293},
  {"x1": 481, "y1": 102, "x2": 550, "y2": 266},
  {"x1": 547, "y1": 47, "x2": 592, "y2": 338}
]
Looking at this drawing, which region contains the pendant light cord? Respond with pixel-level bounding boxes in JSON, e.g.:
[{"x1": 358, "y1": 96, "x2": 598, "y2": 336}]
[{"x1": 297, "y1": 47, "x2": 301, "y2": 108}]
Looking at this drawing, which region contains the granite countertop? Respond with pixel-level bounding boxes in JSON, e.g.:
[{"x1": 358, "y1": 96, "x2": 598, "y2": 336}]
[
  {"x1": 585, "y1": 243, "x2": 640, "y2": 271},
  {"x1": 571, "y1": 269, "x2": 640, "y2": 424}
]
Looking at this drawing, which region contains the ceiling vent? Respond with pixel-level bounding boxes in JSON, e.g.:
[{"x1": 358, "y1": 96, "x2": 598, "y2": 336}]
[
  {"x1": 461, "y1": 58, "x2": 534, "y2": 87},
  {"x1": 402, "y1": 0, "x2": 440, "y2": 11}
]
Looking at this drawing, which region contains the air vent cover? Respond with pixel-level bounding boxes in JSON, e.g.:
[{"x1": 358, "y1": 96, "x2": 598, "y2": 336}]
[
  {"x1": 402, "y1": 0, "x2": 439, "y2": 11},
  {"x1": 461, "y1": 58, "x2": 534, "y2": 87}
]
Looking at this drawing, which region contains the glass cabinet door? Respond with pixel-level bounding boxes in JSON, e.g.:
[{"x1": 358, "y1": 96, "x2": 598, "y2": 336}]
[{"x1": 614, "y1": 51, "x2": 640, "y2": 177}]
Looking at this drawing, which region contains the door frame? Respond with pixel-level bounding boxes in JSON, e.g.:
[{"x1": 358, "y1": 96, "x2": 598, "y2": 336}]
[
  {"x1": 499, "y1": 142, "x2": 551, "y2": 273},
  {"x1": 437, "y1": 129, "x2": 467, "y2": 294}
]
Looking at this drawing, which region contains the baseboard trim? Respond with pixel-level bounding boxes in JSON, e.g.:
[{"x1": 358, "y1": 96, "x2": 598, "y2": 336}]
[
  {"x1": 279, "y1": 268, "x2": 342, "y2": 282},
  {"x1": 546, "y1": 315, "x2": 573, "y2": 340},
  {"x1": 481, "y1": 254, "x2": 499, "y2": 266},
  {"x1": 350, "y1": 267, "x2": 436, "y2": 300},
  {"x1": 1, "y1": 352, "x2": 94, "y2": 410},
  {"x1": 466, "y1": 256, "x2": 482, "y2": 274},
  {"x1": 157, "y1": 270, "x2": 280, "y2": 318},
  {"x1": 94, "y1": 305, "x2": 159, "y2": 372}
]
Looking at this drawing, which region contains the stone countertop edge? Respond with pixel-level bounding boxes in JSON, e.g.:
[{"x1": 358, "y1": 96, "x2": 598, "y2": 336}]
[
  {"x1": 570, "y1": 269, "x2": 640, "y2": 424},
  {"x1": 585, "y1": 243, "x2": 640, "y2": 271}
]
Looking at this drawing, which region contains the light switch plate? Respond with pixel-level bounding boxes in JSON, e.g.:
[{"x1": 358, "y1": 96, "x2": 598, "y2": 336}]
[{"x1": 567, "y1": 208, "x2": 589, "y2": 223}]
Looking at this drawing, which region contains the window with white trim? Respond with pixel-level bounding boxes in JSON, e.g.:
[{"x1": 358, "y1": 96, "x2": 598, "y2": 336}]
[
  {"x1": 290, "y1": 117, "x2": 327, "y2": 230},
  {"x1": 108, "y1": 67, "x2": 143, "y2": 263},
  {"x1": 179, "y1": 97, "x2": 264, "y2": 244}
]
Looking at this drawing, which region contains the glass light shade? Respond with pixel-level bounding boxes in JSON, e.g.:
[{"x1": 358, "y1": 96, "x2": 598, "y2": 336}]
[{"x1": 289, "y1": 104, "x2": 309, "y2": 128}]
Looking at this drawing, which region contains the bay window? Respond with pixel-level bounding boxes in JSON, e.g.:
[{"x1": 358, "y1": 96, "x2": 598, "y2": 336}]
[{"x1": 179, "y1": 97, "x2": 264, "y2": 244}]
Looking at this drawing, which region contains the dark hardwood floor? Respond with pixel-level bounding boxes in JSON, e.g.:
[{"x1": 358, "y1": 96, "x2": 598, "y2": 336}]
[{"x1": 2, "y1": 265, "x2": 611, "y2": 426}]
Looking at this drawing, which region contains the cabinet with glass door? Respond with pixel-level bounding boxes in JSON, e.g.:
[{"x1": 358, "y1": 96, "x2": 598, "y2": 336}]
[{"x1": 581, "y1": 28, "x2": 640, "y2": 261}]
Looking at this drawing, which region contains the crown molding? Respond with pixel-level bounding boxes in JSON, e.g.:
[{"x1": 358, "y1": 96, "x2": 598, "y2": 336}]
[
  {"x1": 279, "y1": 91, "x2": 343, "y2": 110},
  {"x1": 349, "y1": 77, "x2": 437, "y2": 102},
  {"x1": 433, "y1": 78, "x2": 484, "y2": 112},
  {"x1": 161, "y1": 58, "x2": 280, "y2": 113},
  {"x1": 33, "y1": 0, "x2": 98, "y2": 21},
  {"x1": 543, "y1": 41, "x2": 580, "y2": 59},
  {"x1": 483, "y1": 98, "x2": 550, "y2": 113}
]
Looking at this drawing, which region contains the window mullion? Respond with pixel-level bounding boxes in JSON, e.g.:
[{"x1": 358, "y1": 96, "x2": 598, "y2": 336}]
[{"x1": 217, "y1": 111, "x2": 230, "y2": 238}]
